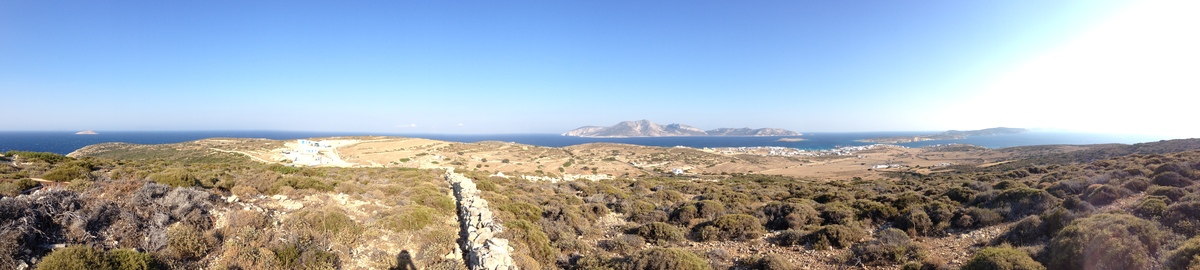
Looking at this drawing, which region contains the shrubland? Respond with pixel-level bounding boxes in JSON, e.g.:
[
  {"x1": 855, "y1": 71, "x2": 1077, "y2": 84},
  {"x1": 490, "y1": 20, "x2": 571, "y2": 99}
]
[{"x1": 4, "y1": 138, "x2": 1200, "y2": 269}]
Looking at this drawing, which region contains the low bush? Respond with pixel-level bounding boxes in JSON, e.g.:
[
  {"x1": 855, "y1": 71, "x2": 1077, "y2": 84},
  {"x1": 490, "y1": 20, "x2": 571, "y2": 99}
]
[
  {"x1": 42, "y1": 165, "x2": 90, "y2": 182},
  {"x1": 0, "y1": 178, "x2": 37, "y2": 196},
  {"x1": 166, "y1": 223, "x2": 213, "y2": 260},
  {"x1": 1150, "y1": 185, "x2": 1188, "y2": 201},
  {"x1": 1082, "y1": 184, "x2": 1131, "y2": 206},
  {"x1": 773, "y1": 229, "x2": 806, "y2": 247},
  {"x1": 848, "y1": 228, "x2": 924, "y2": 266},
  {"x1": 819, "y1": 203, "x2": 858, "y2": 226},
  {"x1": 38, "y1": 245, "x2": 112, "y2": 270},
  {"x1": 108, "y1": 248, "x2": 157, "y2": 270},
  {"x1": 1122, "y1": 176, "x2": 1152, "y2": 192},
  {"x1": 381, "y1": 205, "x2": 436, "y2": 232},
  {"x1": 1163, "y1": 201, "x2": 1200, "y2": 237},
  {"x1": 961, "y1": 246, "x2": 1044, "y2": 270},
  {"x1": 758, "y1": 202, "x2": 821, "y2": 230},
  {"x1": 623, "y1": 248, "x2": 708, "y2": 270},
  {"x1": 994, "y1": 215, "x2": 1047, "y2": 246},
  {"x1": 895, "y1": 208, "x2": 933, "y2": 237},
  {"x1": 148, "y1": 169, "x2": 197, "y2": 187},
  {"x1": 851, "y1": 200, "x2": 899, "y2": 224},
  {"x1": 693, "y1": 214, "x2": 764, "y2": 242},
  {"x1": 497, "y1": 202, "x2": 542, "y2": 223},
  {"x1": 504, "y1": 220, "x2": 556, "y2": 268},
  {"x1": 1167, "y1": 236, "x2": 1200, "y2": 270},
  {"x1": 1044, "y1": 213, "x2": 1172, "y2": 270},
  {"x1": 1134, "y1": 196, "x2": 1170, "y2": 219},
  {"x1": 1154, "y1": 172, "x2": 1193, "y2": 187},
  {"x1": 599, "y1": 235, "x2": 644, "y2": 255},
  {"x1": 6, "y1": 150, "x2": 69, "y2": 163},
  {"x1": 953, "y1": 207, "x2": 1003, "y2": 229},
  {"x1": 635, "y1": 222, "x2": 684, "y2": 245},
  {"x1": 805, "y1": 225, "x2": 865, "y2": 250},
  {"x1": 979, "y1": 188, "x2": 1060, "y2": 220}
]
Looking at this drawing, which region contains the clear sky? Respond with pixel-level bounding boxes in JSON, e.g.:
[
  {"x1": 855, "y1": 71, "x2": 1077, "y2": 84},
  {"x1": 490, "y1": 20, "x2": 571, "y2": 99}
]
[{"x1": 2, "y1": 1, "x2": 1196, "y2": 137}]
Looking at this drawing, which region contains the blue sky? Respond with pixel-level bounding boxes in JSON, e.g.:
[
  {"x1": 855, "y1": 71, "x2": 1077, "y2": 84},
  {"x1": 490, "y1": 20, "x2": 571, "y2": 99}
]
[{"x1": 2, "y1": 1, "x2": 1196, "y2": 137}]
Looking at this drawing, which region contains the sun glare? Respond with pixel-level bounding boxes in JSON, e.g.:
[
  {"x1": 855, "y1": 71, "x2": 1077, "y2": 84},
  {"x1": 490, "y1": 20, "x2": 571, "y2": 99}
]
[{"x1": 954, "y1": 0, "x2": 1200, "y2": 137}]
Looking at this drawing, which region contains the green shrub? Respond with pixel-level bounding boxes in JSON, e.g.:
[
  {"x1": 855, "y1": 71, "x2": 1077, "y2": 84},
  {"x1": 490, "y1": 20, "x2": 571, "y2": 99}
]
[
  {"x1": 1163, "y1": 201, "x2": 1200, "y2": 237},
  {"x1": 774, "y1": 229, "x2": 807, "y2": 247},
  {"x1": 980, "y1": 188, "x2": 1060, "y2": 220},
  {"x1": 895, "y1": 208, "x2": 933, "y2": 237},
  {"x1": 953, "y1": 207, "x2": 1003, "y2": 229},
  {"x1": 693, "y1": 214, "x2": 764, "y2": 242},
  {"x1": 994, "y1": 215, "x2": 1047, "y2": 246},
  {"x1": 382, "y1": 205, "x2": 436, "y2": 232},
  {"x1": 6, "y1": 150, "x2": 69, "y2": 163},
  {"x1": 670, "y1": 204, "x2": 699, "y2": 224},
  {"x1": 272, "y1": 242, "x2": 337, "y2": 269},
  {"x1": 1044, "y1": 213, "x2": 1172, "y2": 270},
  {"x1": 848, "y1": 228, "x2": 924, "y2": 266},
  {"x1": 148, "y1": 168, "x2": 198, "y2": 187},
  {"x1": 1134, "y1": 196, "x2": 1170, "y2": 219},
  {"x1": 1149, "y1": 185, "x2": 1188, "y2": 201},
  {"x1": 943, "y1": 187, "x2": 976, "y2": 203},
  {"x1": 805, "y1": 225, "x2": 865, "y2": 250},
  {"x1": 851, "y1": 200, "x2": 899, "y2": 224},
  {"x1": 696, "y1": 200, "x2": 725, "y2": 219},
  {"x1": 42, "y1": 165, "x2": 90, "y2": 182},
  {"x1": 635, "y1": 222, "x2": 685, "y2": 245},
  {"x1": 498, "y1": 202, "x2": 543, "y2": 223},
  {"x1": 1082, "y1": 184, "x2": 1131, "y2": 206},
  {"x1": 1122, "y1": 176, "x2": 1152, "y2": 192},
  {"x1": 505, "y1": 220, "x2": 556, "y2": 268},
  {"x1": 269, "y1": 164, "x2": 301, "y2": 174},
  {"x1": 758, "y1": 202, "x2": 821, "y2": 230},
  {"x1": 962, "y1": 246, "x2": 1044, "y2": 270},
  {"x1": 108, "y1": 249, "x2": 157, "y2": 270},
  {"x1": 1167, "y1": 236, "x2": 1200, "y2": 270},
  {"x1": 288, "y1": 208, "x2": 363, "y2": 246},
  {"x1": 1153, "y1": 172, "x2": 1193, "y2": 187},
  {"x1": 819, "y1": 203, "x2": 858, "y2": 226},
  {"x1": 599, "y1": 235, "x2": 644, "y2": 255},
  {"x1": 166, "y1": 223, "x2": 213, "y2": 260},
  {"x1": 993, "y1": 180, "x2": 1028, "y2": 190},
  {"x1": 624, "y1": 248, "x2": 709, "y2": 270},
  {"x1": 0, "y1": 178, "x2": 38, "y2": 196},
  {"x1": 38, "y1": 245, "x2": 112, "y2": 270}
]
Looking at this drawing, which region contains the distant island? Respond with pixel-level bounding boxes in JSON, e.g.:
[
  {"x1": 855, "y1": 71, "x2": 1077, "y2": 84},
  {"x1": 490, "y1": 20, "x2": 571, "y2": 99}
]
[
  {"x1": 858, "y1": 127, "x2": 1026, "y2": 144},
  {"x1": 562, "y1": 120, "x2": 801, "y2": 138},
  {"x1": 74, "y1": 130, "x2": 98, "y2": 135}
]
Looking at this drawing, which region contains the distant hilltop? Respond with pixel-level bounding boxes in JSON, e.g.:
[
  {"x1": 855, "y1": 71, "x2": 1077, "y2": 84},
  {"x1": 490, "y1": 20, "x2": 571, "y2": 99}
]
[
  {"x1": 75, "y1": 130, "x2": 98, "y2": 135},
  {"x1": 859, "y1": 127, "x2": 1027, "y2": 144},
  {"x1": 562, "y1": 120, "x2": 801, "y2": 138}
]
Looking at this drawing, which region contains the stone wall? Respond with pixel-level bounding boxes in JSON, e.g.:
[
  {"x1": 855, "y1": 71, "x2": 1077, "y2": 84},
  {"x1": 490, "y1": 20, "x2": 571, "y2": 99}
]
[{"x1": 446, "y1": 169, "x2": 518, "y2": 270}]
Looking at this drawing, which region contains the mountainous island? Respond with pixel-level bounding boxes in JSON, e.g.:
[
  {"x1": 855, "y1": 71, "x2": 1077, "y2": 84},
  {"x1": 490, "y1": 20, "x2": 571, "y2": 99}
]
[
  {"x1": 858, "y1": 127, "x2": 1027, "y2": 143},
  {"x1": 562, "y1": 120, "x2": 801, "y2": 138}
]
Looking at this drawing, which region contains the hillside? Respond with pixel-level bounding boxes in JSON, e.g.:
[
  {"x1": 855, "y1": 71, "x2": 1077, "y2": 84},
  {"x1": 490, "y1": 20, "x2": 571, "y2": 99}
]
[
  {"x1": 562, "y1": 120, "x2": 800, "y2": 138},
  {"x1": 5, "y1": 138, "x2": 1200, "y2": 269}
]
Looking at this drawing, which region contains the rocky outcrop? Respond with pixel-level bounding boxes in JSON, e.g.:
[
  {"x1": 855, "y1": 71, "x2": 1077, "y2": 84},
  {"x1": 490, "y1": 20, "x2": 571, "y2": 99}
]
[{"x1": 446, "y1": 169, "x2": 517, "y2": 270}]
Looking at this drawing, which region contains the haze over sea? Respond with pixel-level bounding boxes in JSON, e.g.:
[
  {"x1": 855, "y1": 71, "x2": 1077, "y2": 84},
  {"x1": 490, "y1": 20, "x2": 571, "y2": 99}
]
[{"x1": 0, "y1": 131, "x2": 1169, "y2": 155}]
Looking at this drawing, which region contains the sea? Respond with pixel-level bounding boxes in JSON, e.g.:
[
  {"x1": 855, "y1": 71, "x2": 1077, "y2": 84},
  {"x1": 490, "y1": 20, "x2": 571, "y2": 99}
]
[{"x1": 0, "y1": 131, "x2": 1173, "y2": 155}]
